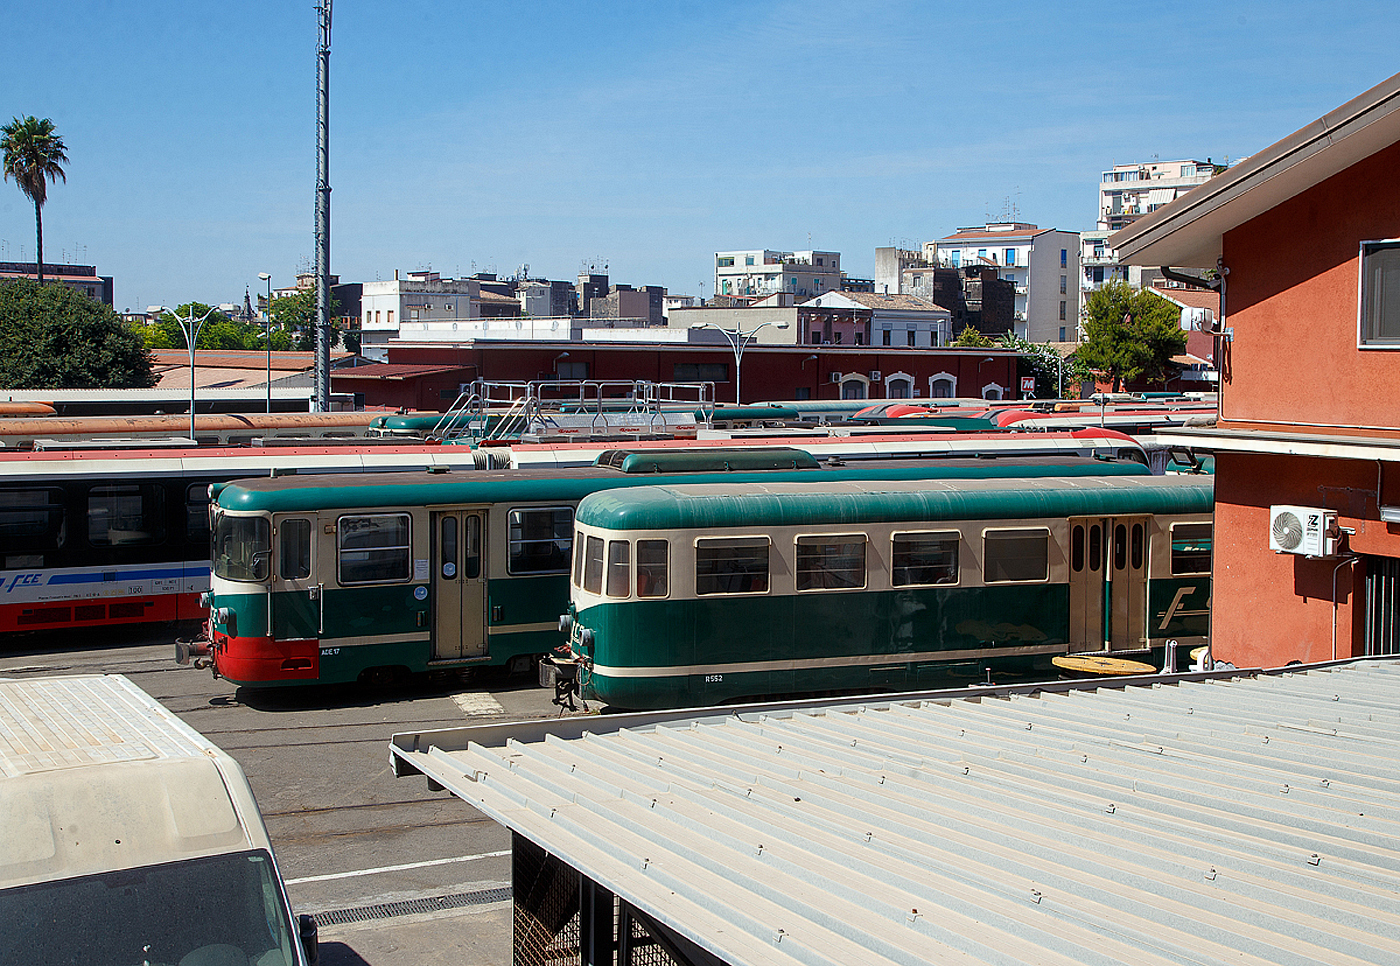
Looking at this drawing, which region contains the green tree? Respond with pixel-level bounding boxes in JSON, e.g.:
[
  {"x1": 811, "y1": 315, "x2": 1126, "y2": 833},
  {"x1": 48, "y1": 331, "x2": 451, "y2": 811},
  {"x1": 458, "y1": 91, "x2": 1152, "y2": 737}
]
[
  {"x1": 951, "y1": 324, "x2": 994, "y2": 347},
  {"x1": 271, "y1": 288, "x2": 343, "y2": 351},
  {"x1": 995, "y1": 333, "x2": 1090, "y2": 398},
  {"x1": 1, "y1": 116, "x2": 68, "y2": 285},
  {"x1": 1074, "y1": 281, "x2": 1186, "y2": 390},
  {"x1": 0, "y1": 278, "x2": 155, "y2": 388}
]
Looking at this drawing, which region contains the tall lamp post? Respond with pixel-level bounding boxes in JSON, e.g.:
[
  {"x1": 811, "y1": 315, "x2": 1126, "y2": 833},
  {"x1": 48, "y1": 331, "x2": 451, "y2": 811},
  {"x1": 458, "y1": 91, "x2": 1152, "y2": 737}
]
[
  {"x1": 151, "y1": 303, "x2": 220, "y2": 441},
  {"x1": 258, "y1": 273, "x2": 273, "y2": 413},
  {"x1": 689, "y1": 320, "x2": 789, "y2": 404}
]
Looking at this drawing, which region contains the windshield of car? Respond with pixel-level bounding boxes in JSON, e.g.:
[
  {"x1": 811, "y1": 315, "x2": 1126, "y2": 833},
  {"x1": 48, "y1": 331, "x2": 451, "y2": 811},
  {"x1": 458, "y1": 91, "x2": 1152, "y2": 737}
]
[{"x1": 0, "y1": 850, "x2": 297, "y2": 966}]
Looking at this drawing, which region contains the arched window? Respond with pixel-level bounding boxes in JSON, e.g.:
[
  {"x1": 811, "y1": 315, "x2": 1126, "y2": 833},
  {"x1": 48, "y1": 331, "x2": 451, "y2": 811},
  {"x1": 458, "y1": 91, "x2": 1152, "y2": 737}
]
[{"x1": 929, "y1": 372, "x2": 956, "y2": 398}]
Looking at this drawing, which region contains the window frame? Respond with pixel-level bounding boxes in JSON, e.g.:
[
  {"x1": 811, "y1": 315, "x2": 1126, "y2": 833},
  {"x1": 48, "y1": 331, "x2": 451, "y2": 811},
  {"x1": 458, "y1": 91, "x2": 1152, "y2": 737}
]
[
  {"x1": 1169, "y1": 522, "x2": 1213, "y2": 576},
  {"x1": 891, "y1": 530, "x2": 960, "y2": 587},
  {"x1": 981, "y1": 526, "x2": 1051, "y2": 584},
  {"x1": 694, "y1": 536, "x2": 770, "y2": 597},
  {"x1": 1358, "y1": 238, "x2": 1400, "y2": 348},
  {"x1": 794, "y1": 533, "x2": 867, "y2": 592},
  {"x1": 336, "y1": 512, "x2": 412, "y2": 586},
  {"x1": 506, "y1": 505, "x2": 574, "y2": 576}
]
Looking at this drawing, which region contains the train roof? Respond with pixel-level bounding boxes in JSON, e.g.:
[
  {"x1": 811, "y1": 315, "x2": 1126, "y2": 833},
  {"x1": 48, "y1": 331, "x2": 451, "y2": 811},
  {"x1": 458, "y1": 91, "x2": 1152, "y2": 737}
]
[
  {"x1": 574, "y1": 475, "x2": 1215, "y2": 530},
  {"x1": 212, "y1": 454, "x2": 1152, "y2": 514}
]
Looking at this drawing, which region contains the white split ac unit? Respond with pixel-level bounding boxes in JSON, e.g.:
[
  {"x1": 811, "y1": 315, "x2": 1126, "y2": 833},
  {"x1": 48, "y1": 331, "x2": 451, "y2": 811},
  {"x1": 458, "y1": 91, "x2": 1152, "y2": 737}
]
[
  {"x1": 1269, "y1": 505, "x2": 1339, "y2": 557},
  {"x1": 829, "y1": 372, "x2": 843, "y2": 383}
]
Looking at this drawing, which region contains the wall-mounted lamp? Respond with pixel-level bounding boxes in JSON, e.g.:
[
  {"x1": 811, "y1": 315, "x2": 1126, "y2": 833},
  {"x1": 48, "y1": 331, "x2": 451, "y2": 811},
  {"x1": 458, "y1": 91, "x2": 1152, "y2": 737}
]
[{"x1": 802, "y1": 354, "x2": 819, "y2": 370}]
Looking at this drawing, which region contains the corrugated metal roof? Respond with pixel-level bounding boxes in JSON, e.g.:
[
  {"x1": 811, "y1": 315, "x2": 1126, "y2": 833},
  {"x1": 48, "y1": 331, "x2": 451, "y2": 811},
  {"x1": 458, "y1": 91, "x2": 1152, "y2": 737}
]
[{"x1": 392, "y1": 659, "x2": 1400, "y2": 965}]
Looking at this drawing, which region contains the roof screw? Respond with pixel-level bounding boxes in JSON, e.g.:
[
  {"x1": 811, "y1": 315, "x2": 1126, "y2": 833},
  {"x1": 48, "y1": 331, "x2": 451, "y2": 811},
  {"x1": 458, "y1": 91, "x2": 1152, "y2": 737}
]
[
  {"x1": 650, "y1": 799, "x2": 657, "y2": 809},
  {"x1": 1080, "y1": 754, "x2": 1088, "y2": 763},
  {"x1": 1105, "y1": 803, "x2": 1116, "y2": 815},
  {"x1": 864, "y1": 831, "x2": 874, "y2": 842},
  {"x1": 1281, "y1": 784, "x2": 1290, "y2": 794},
  {"x1": 907, "y1": 908, "x2": 921, "y2": 923},
  {"x1": 773, "y1": 929, "x2": 785, "y2": 943},
  {"x1": 1320, "y1": 778, "x2": 1330, "y2": 788},
  {"x1": 1204, "y1": 867, "x2": 1217, "y2": 881},
  {"x1": 1030, "y1": 890, "x2": 1042, "y2": 904},
  {"x1": 1262, "y1": 735, "x2": 1270, "y2": 744},
  {"x1": 1025, "y1": 722, "x2": 1033, "y2": 730},
  {"x1": 962, "y1": 765, "x2": 970, "y2": 775},
  {"x1": 641, "y1": 857, "x2": 650, "y2": 870},
  {"x1": 1308, "y1": 853, "x2": 1321, "y2": 866}
]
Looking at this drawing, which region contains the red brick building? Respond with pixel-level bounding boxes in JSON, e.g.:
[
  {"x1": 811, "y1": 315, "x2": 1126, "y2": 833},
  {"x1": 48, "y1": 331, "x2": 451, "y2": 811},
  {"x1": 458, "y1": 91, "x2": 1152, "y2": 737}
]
[
  {"x1": 332, "y1": 341, "x2": 1022, "y2": 410},
  {"x1": 1112, "y1": 72, "x2": 1400, "y2": 667}
]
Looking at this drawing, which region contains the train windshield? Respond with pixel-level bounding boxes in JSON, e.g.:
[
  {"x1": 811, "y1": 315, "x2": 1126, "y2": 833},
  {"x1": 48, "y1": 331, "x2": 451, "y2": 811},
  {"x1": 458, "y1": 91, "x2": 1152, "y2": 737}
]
[
  {"x1": 0, "y1": 850, "x2": 298, "y2": 966},
  {"x1": 213, "y1": 513, "x2": 271, "y2": 582}
]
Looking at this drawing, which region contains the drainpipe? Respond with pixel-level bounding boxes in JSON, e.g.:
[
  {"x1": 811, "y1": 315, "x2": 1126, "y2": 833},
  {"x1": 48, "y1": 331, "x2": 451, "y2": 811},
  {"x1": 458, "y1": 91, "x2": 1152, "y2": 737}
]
[{"x1": 1332, "y1": 554, "x2": 1360, "y2": 661}]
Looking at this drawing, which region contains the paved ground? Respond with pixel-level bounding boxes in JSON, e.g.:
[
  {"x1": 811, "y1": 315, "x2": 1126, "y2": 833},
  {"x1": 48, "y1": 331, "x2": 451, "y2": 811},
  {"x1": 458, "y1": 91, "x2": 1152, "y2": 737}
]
[{"x1": 0, "y1": 625, "x2": 583, "y2": 966}]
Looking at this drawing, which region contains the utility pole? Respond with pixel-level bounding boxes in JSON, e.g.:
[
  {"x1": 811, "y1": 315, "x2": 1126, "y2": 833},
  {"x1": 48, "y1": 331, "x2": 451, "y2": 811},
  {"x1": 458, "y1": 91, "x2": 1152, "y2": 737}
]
[{"x1": 314, "y1": 0, "x2": 333, "y2": 412}]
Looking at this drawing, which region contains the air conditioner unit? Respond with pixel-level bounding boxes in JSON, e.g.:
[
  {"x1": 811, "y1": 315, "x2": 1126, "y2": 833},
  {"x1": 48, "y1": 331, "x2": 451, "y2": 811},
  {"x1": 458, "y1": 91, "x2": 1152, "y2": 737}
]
[
  {"x1": 869, "y1": 370, "x2": 882, "y2": 381},
  {"x1": 829, "y1": 372, "x2": 843, "y2": 383},
  {"x1": 1269, "y1": 505, "x2": 1338, "y2": 557}
]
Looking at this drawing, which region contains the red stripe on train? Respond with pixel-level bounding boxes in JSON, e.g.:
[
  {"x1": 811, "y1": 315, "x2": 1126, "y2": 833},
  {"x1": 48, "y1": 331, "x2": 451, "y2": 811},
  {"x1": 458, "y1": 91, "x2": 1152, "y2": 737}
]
[
  {"x1": 212, "y1": 633, "x2": 320, "y2": 684},
  {"x1": 0, "y1": 592, "x2": 205, "y2": 634}
]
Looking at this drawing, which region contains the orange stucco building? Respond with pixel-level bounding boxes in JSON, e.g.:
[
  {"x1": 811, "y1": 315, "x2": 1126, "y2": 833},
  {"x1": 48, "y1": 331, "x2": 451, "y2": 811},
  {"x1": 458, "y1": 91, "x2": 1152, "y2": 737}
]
[{"x1": 1112, "y1": 73, "x2": 1400, "y2": 668}]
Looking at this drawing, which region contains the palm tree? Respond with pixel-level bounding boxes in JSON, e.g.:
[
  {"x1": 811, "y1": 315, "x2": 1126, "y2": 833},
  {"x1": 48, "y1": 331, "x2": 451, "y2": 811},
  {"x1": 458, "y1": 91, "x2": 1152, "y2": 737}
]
[{"x1": 1, "y1": 116, "x2": 68, "y2": 284}]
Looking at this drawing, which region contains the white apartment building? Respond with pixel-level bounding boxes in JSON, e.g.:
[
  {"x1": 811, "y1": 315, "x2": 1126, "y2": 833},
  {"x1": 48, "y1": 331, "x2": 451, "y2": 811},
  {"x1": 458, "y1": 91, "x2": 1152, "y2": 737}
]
[
  {"x1": 714, "y1": 250, "x2": 842, "y2": 301},
  {"x1": 932, "y1": 224, "x2": 1079, "y2": 343},
  {"x1": 1083, "y1": 159, "x2": 1227, "y2": 301},
  {"x1": 1098, "y1": 159, "x2": 1224, "y2": 233},
  {"x1": 359, "y1": 271, "x2": 480, "y2": 360}
]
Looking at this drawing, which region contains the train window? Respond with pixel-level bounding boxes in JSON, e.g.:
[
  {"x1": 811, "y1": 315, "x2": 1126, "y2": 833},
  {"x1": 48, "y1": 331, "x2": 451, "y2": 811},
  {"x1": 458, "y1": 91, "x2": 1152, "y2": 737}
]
[
  {"x1": 1113, "y1": 524, "x2": 1127, "y2": 571},
  {"x1": 440, "y1": 516, "x2": 458, "y2": 579},
  {"x1": 213, "y1": 515, "x2": 270, "y2": 582},
  {"x1": 1131, "y1": 523, "x2": 1145, "y2": 570},
  {"x1": 1171, "y1": 523, "x2": 1213, "y2": 575},
  {"x1": 507, "y1": 507, "x2": 573, "y2": 575},
  {"x1": 337, "y1": 514, "x2": 411, "y2": 584},
  {"x1": 0, "y1": 488, "x2": 65, "y2": 553},
  {"x1": 606, "y1": 541, "x2": 630, "y2": 598},
  {"x1": 892, "y1": 531, "x2": 959, "y2": 586},
  {"x1": 695, "y1": 537, "x2": 769, "y2": 596},
  {"x1": 88, "y1": 484, "x2": 166, "y2": 547},
  {"x1": 185, "y1": 484, "x2": 211, "y2": 542},
  {"x1": 465, "y1": 515, "x2": 481, "y2": 579},
  {"x1": 1071, "y1": 525, "x2": 1085, "y2": 573},
  {"x1": 279, "y1": 519, "x2": 312, "y2": 580},
  {"x1": 983, "y1": 528, "x2": 1049, "y2": 582},
  {"x1": 583, "y1": 536, "x2": 604, "y2": 594},
  {"x1": 1088, "y1": 524, "x2": 1102, "y2": 572},
  {"x1": 637, "y1": 539, "x2": 668, "y2": 598},
  {"x1": 573, "y1": 530, "x2": 586, "y2": 588},
  {"x1": 797, "y1": 535, "x2": 866, "y2": 591}
]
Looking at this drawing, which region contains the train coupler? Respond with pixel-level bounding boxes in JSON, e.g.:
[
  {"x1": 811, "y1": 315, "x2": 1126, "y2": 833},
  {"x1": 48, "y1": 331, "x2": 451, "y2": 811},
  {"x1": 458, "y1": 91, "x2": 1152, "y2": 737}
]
[
  {"x1": 540, "y1": 657, "x2": 581, "y2": 711},
  {"x1": 174, "y1": 636, "x2": 214, "y2": 671}
]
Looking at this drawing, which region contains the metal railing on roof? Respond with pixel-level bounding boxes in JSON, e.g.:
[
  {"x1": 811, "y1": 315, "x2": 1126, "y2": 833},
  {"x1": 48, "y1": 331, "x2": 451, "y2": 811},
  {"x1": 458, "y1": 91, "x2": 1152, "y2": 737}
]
[{"x1": 431, "y1": 379, "x2": 717, "y2": 443}]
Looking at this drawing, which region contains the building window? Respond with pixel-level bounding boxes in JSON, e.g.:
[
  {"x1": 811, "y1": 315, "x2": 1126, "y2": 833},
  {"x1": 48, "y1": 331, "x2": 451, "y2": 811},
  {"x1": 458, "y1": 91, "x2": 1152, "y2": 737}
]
[
  {"x1": 1361, "y1": 240, "x2": 1400, "y2": 345},
  {"x1": 1005, "y1": 249, "x2": 1016, "y2": 266},
  {"x1": 1059, "y1": 301, "x2": 1067, "y2": 320},
  {"x1": 1060, "y1": 275, "x2": 1067, "y2": 295},
  {"x1": 718, "y1": 257, "x2": 735, "y2": 267},
  {"x1": 376, "y1": 310, "x2": 382, "y2": 324},
  {"x1": 1092, "y1": 266, "x2": 1105, "y2": 283},
  {"x1": 1061, "y1": 249, "x2": 1068, "y2": 268},
  {"x1": 387, "y1": 310, "x2": 394, "y2": 326},
  {"x1": 814, "y1": 278, "x2": 822, "y2": 290},
  {"x1": 833, "y1": 332, "x2": 842, "y2": 345},
  {"x1": 745, "y1": 255, "x2": 754, "y2": 266},
  {"x1": 674, "y1": 362, "x2": 729, "y2": 382},
  {"x1": 1059, "y1": 327, "x2": 1066, "y2": 342},
  {"x1": 907, "y1": 330, "x2": 916, "y2": 347},
  {"x1": 882, "y1": 329, "x2": 892, "y2": 346},
  {"x1": 815, "y1": 257, "x2": 824, "y2": 266},
  {"x1": 364, "y1": 310, "x2": 372, "y2": 325},
  {"x1": 950, "y1": 251, "x2": 960, "y2": 267}
]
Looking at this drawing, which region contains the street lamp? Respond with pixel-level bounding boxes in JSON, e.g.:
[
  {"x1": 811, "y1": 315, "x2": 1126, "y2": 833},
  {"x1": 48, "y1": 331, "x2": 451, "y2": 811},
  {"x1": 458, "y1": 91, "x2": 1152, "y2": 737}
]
[
  {"x1": 151, "y1": 303, "x2": 221, "y2": 441},
  {"x1": 689, "y1": 320, "x2": 789, "y2": 404},
  {"x1": 258, "y1": 273, "x2": 273, "y2": 413}
]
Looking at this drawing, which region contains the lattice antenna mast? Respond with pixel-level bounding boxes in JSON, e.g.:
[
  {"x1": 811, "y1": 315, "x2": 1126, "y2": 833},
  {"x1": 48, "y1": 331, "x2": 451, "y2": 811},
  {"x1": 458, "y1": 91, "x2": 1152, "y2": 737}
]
[{"x1": 314, "y1": 0, "x2": 333, "y2": 411}]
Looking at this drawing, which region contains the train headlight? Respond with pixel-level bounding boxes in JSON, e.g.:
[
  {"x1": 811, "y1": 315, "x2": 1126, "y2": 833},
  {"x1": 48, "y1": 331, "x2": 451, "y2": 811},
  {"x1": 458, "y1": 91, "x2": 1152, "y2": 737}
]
[
  {"x1": 214, "y1": 607, "x2": 232, "y2": 624},
  {"x1": 199, "y1": 591, "x2": 213, "y2": 608},
  {"x1": 579, "y1": 628, "x2": 594, "y2": 651},
  {"x1": 558, "y1": 614, "x2": 574, "y2": 635}
]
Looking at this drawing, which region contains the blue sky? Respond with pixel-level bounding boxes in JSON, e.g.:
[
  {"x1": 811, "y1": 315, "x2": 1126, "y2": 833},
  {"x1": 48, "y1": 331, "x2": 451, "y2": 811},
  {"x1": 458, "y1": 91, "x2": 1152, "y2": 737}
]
[{"x1": 2, "y1": 1, "x2": 1396, "y2": 313}]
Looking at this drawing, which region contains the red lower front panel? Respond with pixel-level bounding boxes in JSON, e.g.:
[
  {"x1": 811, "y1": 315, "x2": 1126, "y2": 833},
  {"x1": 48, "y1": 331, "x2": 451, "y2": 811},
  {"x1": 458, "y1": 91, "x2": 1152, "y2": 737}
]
[
  {"x1": 0, "y1": 592, "x2": 205, "y2": 634},
  {"x1": 213, "y1": 633, "x2": 321, "y2": 684}
]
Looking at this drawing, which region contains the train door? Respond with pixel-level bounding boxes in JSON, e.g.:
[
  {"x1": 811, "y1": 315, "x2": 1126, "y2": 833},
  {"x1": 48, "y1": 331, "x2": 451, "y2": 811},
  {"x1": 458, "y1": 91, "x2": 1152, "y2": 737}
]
[
  {"x1": 271, "y1": 515, "x2": 318, "y2": 641},
  {"x1": 1068, "y1": 516, "x2": 1150, "y2": 652},
  {"x1": 432, "y1": 510, "x2": 487, "y2": 660}
]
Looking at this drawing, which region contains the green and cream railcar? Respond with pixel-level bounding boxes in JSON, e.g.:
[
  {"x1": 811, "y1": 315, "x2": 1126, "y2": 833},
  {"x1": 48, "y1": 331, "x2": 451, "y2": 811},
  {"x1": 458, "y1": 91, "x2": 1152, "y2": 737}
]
[
  {"x1": 199, "y1": 450, "x2": 1152, "y2": 687},
  {"x1": 552, "y1": 475, "x2": 1214, "y2": 709}
]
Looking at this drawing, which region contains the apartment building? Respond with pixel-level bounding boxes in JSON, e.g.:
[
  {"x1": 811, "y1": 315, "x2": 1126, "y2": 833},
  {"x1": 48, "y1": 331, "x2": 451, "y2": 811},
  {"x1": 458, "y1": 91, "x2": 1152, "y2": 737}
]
[
  {"x1": 932, "y1": 224, "x2": 1079, "y2": 342},
  {"x1": 359, "y1": 271, "x2": 480, "y2": 361},
  {"x1": 714, "y1": 250, "x2": 842, "y2": 301}
]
